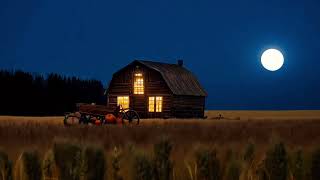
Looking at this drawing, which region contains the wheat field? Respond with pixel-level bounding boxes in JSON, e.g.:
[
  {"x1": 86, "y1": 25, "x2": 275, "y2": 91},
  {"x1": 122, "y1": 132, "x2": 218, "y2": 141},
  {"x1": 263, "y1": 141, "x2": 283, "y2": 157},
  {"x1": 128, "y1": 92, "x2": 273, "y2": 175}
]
[
  {"x1": 0, "y1": 110, "x2": 320, "y2": 158},
  {"x1": 1, "y1": 110, "x2": 320, "y2": 179}
]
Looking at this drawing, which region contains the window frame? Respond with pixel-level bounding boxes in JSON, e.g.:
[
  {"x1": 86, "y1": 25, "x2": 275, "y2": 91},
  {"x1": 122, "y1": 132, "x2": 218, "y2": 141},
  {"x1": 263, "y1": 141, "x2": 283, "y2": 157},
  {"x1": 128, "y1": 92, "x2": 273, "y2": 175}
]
[
  {"x1": 133, "y1": 72, "x2": 144, "y2": 95},
  {"x1": 148, "y1": 96, "x2": 163, "y2": 113}
]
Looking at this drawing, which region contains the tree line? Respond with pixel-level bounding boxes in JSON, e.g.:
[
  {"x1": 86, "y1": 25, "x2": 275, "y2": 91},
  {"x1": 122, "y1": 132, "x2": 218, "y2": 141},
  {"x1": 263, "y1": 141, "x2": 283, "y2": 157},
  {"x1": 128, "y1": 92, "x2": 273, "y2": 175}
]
[{"x1": 0, "y1": 70, "x2": 106, "y2": 115}]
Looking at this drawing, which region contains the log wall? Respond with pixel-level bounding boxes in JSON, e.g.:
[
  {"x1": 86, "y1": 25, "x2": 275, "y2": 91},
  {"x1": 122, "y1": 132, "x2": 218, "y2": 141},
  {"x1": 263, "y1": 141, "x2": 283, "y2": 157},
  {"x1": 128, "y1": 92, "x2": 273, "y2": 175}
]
[{"x1": 173, "y1": 96, "x2": 205, "y2": 118}]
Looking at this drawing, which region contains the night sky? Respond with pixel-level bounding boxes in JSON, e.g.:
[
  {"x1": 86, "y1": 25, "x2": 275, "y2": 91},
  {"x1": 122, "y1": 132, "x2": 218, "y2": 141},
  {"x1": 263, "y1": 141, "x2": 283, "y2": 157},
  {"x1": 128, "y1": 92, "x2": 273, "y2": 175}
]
[{"x1": 1, "y1": 0, "x2": 320, "y2": 110}]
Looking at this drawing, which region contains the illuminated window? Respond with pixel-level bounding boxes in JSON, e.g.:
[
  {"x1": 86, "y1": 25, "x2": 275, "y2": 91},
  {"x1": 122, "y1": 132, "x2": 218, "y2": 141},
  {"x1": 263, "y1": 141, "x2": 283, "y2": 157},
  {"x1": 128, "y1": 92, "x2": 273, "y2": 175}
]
[
  {"x1": 149, "y1": 96, "x2": 163, "y2": 112},
  {"x1": 156, "y1": 96, "x2": 163, "y2": 112},
  {"x1": 117, "y1": 96, "x2": 129, "y2": 109},
  {"x1": 134, "y1": 73, "x2": 144, "y2": 94},
  {"x1": 148, "y1": 97, "x2": 155, "y2": 112}
]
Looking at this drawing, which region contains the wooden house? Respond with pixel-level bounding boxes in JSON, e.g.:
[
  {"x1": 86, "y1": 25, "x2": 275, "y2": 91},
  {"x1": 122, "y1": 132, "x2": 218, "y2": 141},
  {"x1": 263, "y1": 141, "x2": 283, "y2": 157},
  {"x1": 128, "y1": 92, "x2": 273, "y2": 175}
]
[{"x1": 105, "y1": 60, "x2": 207, "y2": 118}]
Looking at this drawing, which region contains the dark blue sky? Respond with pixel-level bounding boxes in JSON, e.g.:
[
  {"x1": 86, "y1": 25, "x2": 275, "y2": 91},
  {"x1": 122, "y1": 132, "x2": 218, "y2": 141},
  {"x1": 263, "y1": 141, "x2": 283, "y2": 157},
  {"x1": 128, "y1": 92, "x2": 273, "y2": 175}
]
[{"x1": 1, "y1": 0, "x2": 320, "y2": 109}]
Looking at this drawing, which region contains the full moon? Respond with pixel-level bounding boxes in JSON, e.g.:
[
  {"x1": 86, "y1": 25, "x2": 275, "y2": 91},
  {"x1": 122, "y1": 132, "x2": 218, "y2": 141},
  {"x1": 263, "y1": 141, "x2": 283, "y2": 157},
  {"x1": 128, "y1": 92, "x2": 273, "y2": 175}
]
[{"x1": 261, "y1": 49, "x2": 284, "y2": 71}]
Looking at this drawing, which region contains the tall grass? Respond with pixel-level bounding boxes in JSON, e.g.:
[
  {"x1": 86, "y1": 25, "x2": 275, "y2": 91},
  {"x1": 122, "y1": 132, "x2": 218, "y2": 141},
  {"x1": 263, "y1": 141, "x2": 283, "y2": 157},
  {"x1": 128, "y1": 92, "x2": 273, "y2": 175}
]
[
  {"x1": 311, "y1": 148, "x2": 320, "y2": 180},
  {"x1": 1, "y1": 140, "x2": 320, "y2": 180},
  {"x1": 132, "y1": 151, "x2": 153, "y2": 180},
  {"x1": 42, "y1": 150, "x2": 56, "y2": 180},
  {"x1": 111, "y1": 146, "x2": 123, "y2": 180},
  {"x1": 241, "y1": 142, "x2": 255, "y2": 180},
  {"x1": 1, "y1": 116, "x2": 320, "y2": 179},
  {"x1": 195, "y1": 147, "x2": 220, "y2": 180},
  {"x1": 226, "y1": 159, "x2": 240, "y2": 180},
  {"x1": 289, "y1": 149, "x2": 304, "y2": 180},
  {"x1": 82, "y1": 145, "x2": 106, "y2": 180},
  {"x1": 53, "y1": 140, "x2": 83, "y2": 180},
  {"x1": 42, "y1": 142, "x2": 106, "y2": 180},
  {"x1": 153, "y1": 136, "x2": 173, "y2": 180},
  {"x1": 264, "y1": 142, "x2": 288, "y2": 180},
  {"x1": 0, "y1": 150, "x2": 12, "y2": 180},
  {"x1": 15, "y1": 150, "x2": 42, "y2": 180}
]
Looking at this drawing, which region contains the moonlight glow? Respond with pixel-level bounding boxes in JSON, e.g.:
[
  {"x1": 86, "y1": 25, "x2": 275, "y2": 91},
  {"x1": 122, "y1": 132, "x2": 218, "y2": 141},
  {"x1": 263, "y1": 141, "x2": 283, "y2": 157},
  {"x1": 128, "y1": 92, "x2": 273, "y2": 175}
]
[{"x1": 261, "y1": 49, "x2": 284, "y2": 71}]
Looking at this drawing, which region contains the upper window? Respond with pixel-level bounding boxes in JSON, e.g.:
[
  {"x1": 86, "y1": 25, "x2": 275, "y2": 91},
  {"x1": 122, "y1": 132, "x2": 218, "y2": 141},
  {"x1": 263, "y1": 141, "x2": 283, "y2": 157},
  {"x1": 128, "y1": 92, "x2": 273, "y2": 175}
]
[
  {"x1": 117, "y1": 96, "x2": 129, "y2": 109},
  {"x1": 134, "y1": 73, "x2": 144, "y2": 94}
]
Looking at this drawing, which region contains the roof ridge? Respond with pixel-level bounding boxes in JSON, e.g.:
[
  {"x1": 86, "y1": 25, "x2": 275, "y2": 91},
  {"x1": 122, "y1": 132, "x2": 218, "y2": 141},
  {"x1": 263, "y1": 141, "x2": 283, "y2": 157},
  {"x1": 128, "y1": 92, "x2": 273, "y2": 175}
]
[{"x1": 136, "y1": 60, "x2": 179, "y2": 66}]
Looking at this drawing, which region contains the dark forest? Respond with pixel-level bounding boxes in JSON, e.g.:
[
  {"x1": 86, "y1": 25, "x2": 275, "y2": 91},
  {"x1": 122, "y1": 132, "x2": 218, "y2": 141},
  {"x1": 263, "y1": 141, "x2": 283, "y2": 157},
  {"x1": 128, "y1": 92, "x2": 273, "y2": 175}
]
[{"x1": 0, "y1": 70, "x2": 105, "y2": 115}]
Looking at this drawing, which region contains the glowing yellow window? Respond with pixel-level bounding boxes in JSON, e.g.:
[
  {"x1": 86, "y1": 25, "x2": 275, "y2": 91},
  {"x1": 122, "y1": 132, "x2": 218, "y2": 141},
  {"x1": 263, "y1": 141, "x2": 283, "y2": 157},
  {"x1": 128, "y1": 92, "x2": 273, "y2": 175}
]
[
  {"x1": 134, "y1": 73, "x2": 144, "y2": 94},
  {"x1": 117, "y1": 96, "x2": 129, "y2": 109},
  {"x1": 148, "y1": 97, "x2": 155, "y2": 112},
  {"x1": 148, "y1": 96, "x2": 162, "y2": 112},
  {"x1": 156, "y1": 96, "x2": 163, "y2": 112}
]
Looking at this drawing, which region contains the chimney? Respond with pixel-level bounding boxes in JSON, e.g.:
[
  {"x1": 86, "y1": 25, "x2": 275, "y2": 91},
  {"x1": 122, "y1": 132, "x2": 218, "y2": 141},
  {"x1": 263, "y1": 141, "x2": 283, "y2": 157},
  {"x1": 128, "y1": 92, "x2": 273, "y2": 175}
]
[{"x1": 177, "y1": 59, "x2": 183, "y2": 66}]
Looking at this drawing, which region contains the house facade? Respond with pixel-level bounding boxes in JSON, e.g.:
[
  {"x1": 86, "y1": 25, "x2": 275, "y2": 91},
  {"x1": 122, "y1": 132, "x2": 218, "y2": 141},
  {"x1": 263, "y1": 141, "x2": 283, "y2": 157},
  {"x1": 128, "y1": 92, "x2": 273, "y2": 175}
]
[{"x1": 105, "y1": 60, "x2": 207, "y2": 118}]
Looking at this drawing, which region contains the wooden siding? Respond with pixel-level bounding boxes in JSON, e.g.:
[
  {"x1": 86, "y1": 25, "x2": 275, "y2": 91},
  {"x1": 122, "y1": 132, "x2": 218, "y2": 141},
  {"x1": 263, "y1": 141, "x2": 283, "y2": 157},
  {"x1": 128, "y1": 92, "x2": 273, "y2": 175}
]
[{"x1": 173, "y1": 96, "x2": 205, "y2": 118}]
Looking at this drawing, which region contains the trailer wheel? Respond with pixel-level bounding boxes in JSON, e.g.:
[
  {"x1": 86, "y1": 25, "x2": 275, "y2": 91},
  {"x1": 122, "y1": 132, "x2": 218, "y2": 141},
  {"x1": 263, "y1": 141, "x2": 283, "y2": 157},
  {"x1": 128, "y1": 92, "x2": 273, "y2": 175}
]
[{"x1": 125, "y1": 110, "x2": 140, "y2": 125}]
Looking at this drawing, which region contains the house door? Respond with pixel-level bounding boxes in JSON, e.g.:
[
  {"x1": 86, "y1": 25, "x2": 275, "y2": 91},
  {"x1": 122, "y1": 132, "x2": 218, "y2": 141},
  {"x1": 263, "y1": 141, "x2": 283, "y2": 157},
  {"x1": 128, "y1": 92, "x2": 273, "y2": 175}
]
[{"x1": 147, "y1": 96, "x2": 163, "y2": 118}]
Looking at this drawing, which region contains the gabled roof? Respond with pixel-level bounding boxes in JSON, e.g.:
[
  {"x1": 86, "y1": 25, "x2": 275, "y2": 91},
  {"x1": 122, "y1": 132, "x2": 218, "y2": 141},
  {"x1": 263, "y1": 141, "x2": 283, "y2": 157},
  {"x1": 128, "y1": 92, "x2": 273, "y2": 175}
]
[{"x1": 136, "y1": 60, "x2": 207, "y2": 96}]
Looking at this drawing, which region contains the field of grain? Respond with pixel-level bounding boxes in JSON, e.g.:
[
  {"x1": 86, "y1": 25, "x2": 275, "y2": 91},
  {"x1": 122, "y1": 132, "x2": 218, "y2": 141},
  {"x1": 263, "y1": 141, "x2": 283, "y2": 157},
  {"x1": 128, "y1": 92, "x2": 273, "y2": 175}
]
[
  {"x1": 1, "y1": 110, "x2": 320, "y2": 179},
  {"x1": 1, "y1": 110, "x2": 320, "y2": 158}
]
